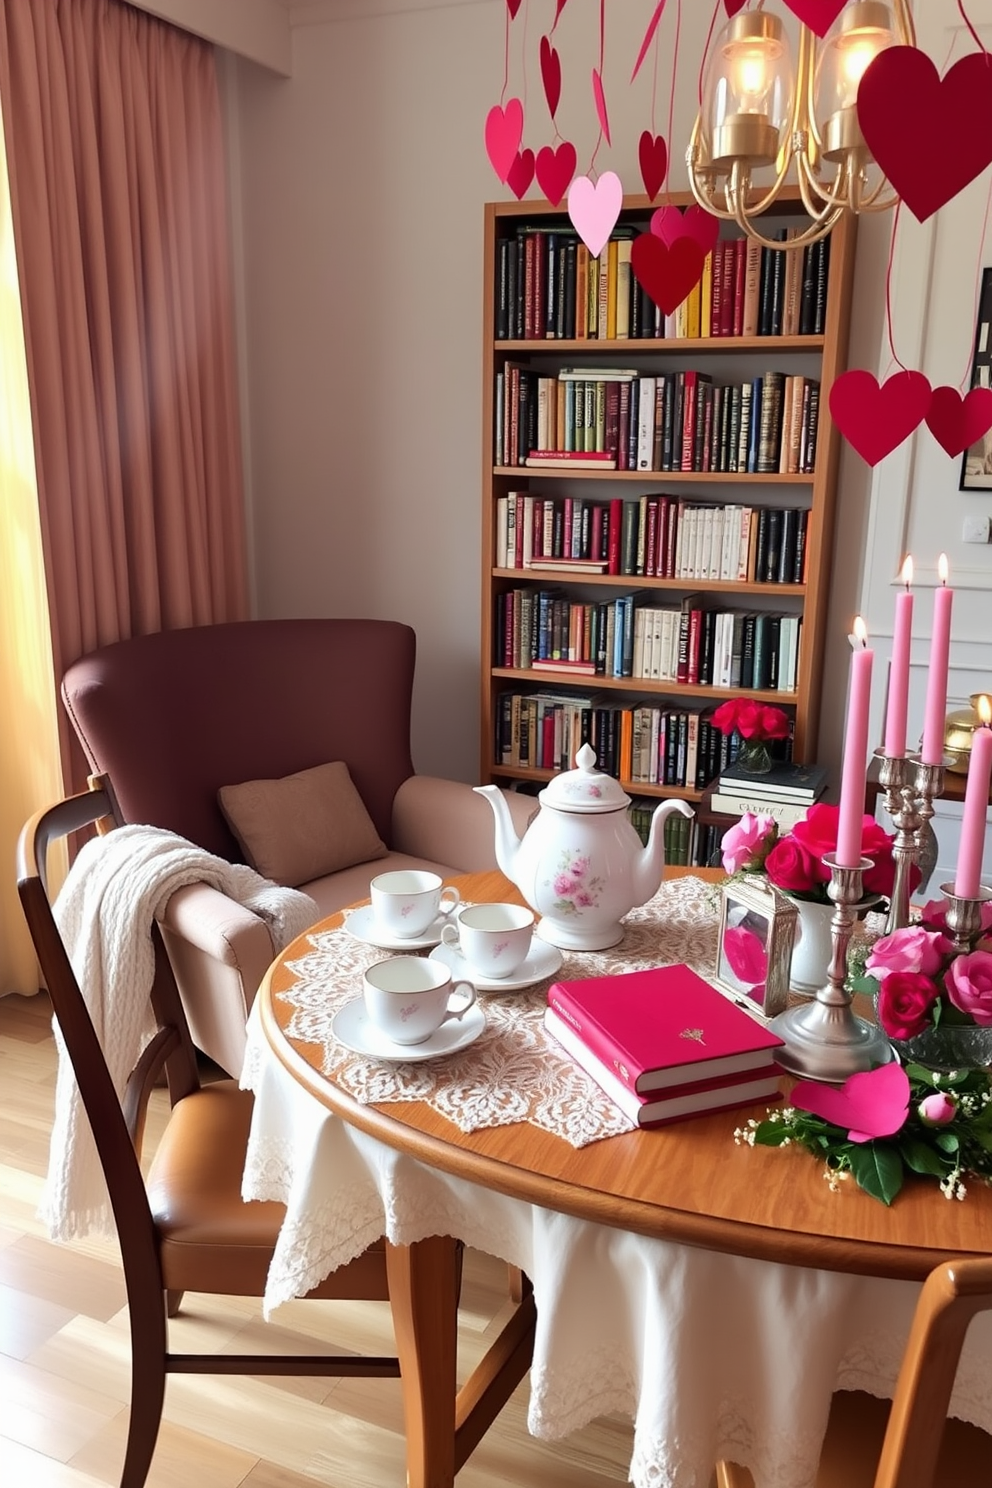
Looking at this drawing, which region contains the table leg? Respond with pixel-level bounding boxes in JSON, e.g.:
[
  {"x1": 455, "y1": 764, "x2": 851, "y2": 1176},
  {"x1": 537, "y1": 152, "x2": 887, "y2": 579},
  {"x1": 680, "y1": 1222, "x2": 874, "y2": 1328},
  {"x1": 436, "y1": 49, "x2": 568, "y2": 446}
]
[{"x1": 386, "y1": 1236, "x2": 537, "y2": 1488}]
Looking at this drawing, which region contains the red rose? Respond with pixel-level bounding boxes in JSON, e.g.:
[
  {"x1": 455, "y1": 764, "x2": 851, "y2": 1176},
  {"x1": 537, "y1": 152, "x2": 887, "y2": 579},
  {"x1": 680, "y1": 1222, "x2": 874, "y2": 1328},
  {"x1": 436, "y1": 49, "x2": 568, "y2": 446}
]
[
  {"x1": 760, "y1": 706, "x2": 791, "y2": 740},
  {"x1": 791, "y1": 803, "x2": 840, "y2": 859},
  {"x1": 711, "y1": 700, "x2": 741, "y2": 736},
  {"x1": 764, "y1": 837, "x2": 824, "y2": 895},
  {"x1": 733, "y1": 700, "x2": 765, "y2": 740},
  {"x1": 876, "y1": 971, "x2": 939, "y2": 1041}
]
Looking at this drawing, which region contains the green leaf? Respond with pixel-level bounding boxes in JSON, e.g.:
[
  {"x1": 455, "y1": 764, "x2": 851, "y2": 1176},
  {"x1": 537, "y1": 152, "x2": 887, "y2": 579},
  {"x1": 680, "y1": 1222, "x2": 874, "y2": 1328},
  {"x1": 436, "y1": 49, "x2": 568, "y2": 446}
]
[
  {"x1": 752, "y1": 1121, "x2": 792, "y2": 1147},
  {"x1": 849, "y1": 976, "x2": 878, "y2": 997},
  {"x1": 934, "y1": 1131, "x2": 960, "y2": 1154},
  {"x1": 848, "y1": 1142, "x2": 905, "y2": 1205},
  {"x1": 899, "y1": 1137, "x2": 949, "y2": 1177}
]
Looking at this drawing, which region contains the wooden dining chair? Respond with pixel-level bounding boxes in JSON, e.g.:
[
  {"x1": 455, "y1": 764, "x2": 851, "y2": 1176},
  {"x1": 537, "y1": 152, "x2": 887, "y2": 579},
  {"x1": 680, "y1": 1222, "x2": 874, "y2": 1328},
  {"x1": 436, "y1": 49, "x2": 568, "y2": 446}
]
[
  {"x1": 16, "y1": 785, "x2": 402, "y2": 1488},
  {"x1": 716, "y1": 1254, "x2": 992, "y2": 1488}
]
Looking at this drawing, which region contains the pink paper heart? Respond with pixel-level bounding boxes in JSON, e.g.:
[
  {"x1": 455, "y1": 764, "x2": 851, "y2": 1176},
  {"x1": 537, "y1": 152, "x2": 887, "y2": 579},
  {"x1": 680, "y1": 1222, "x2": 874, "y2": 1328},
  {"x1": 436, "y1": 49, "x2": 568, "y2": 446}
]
[
  {"x1": 781, "y1": 0, "x2": 846, "y2": 36},
  {"x1": 485, "y1": 99, "x2": 523, "y2": 185},
  {"x1": 828, "y1": 369, "x2": 932, "y2": 466},
  {"x1": 535, "y1": 140, "x2": 576, "y2": 207},
  {"x1": 567, "y1": 171, "x2": 623, "y2": 259},
  {"x1": 592, "y1": 67, "x2": 611, "y2": 146},
  {"x1": 858, "y1": 50, "x2": 992, "y2": 224},
  {"x1": 507, "y1": 147, "x2": 535, "y2": 200},
  {"x1": 926, "y1": 385, "x2": 992, "y2": 458},
  {"x1": 540, "y1": 35, "x2": 561, "y2": 120},
  {"x1": 650, "y1": 203, "x2": 720, "y2": 256},
  {"x1": 639, "y1": 130, "x2": 668, "y2": 201},
  {"x1": 631, "y1": 231, "x2": 708, "y2": 316},
  {"x1": 791, "y1": 1063, "x2": 910, "y2": 1144}
]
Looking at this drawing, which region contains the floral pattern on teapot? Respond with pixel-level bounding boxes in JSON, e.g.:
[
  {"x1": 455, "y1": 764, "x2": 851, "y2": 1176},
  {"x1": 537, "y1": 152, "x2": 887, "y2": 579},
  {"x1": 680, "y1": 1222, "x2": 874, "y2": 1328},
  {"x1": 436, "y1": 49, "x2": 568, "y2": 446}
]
[{"x1": 548, "y1": 849, "x2": 604, "y2": 917}]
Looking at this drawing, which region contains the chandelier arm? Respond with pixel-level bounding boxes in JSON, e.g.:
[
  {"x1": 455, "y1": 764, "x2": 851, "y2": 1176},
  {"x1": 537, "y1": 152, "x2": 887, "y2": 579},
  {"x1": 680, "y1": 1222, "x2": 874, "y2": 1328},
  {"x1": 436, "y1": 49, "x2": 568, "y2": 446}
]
[{"x1": 729, "y1": 198, "x2": 840, "y2": 253}]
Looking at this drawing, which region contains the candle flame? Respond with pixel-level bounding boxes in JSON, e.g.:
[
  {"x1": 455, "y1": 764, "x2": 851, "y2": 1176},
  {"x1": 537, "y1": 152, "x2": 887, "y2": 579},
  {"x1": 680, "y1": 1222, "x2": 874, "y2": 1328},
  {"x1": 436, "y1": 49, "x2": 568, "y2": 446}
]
[
  {"x1": 900, "y1": 555, "x2": 913, "y2": 587},
  {"x1": 938, "y1": 552, "x2": 949, "y2": 585},
  {"x1": 853, "y1": 616, "x2": 868, "y2": 647},
  {"x1": 980, "y1": 695, "x2": 992, "y2": 727}
]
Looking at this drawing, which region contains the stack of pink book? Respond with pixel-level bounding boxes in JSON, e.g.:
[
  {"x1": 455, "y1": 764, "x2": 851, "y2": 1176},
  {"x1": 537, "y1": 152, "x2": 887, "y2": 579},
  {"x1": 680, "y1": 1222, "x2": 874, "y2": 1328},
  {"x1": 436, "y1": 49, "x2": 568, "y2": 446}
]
[{"x1": 544, "y1": 964, "x2": 784, "y2": 1128}]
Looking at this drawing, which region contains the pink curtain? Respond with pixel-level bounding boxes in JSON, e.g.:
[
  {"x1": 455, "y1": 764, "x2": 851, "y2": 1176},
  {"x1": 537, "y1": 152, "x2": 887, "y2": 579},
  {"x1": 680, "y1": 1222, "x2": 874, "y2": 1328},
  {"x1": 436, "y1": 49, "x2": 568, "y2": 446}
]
[{"x1": 0, "y1": 0, "x2": 249, "y2": 788}]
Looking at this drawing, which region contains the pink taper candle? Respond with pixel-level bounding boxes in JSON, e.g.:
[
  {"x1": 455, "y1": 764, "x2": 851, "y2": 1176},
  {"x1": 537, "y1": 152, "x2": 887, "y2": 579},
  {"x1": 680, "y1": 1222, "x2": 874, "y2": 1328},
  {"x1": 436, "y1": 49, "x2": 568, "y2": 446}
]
[
  {"x1": 954, "y1": 696, "x2": 992, "y2": 898},
  {"x1": 921, "y1": 555, "x2": 953, "y2": 765},
  {"x1": 884, "y1": 555, "x2": 914, "y2": 757},
  {"x1": 836, "y1": 618, "x2": 874, "y2": 868}
]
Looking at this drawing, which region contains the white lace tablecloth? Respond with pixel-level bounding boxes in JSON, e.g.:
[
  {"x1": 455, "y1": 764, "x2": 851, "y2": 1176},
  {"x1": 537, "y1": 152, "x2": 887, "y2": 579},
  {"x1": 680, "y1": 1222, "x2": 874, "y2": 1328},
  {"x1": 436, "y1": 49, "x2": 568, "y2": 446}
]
[{"x1": 241, "y1": 878, "x2": 992, "y2": 1488}]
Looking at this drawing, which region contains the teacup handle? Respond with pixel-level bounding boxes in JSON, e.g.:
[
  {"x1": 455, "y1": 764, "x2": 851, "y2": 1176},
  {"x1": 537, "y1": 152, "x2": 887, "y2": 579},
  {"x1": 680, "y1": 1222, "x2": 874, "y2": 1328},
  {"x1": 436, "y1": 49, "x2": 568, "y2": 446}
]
[
  {"x1": 438, "y1": 886, "x2": 461, "y2": 920},
  {"x1": 444, "y1": 978, "x2": 476, "y2": 1022},
  {"x1": 440, "y1": 923, "x2": 461, "y2": 950}
]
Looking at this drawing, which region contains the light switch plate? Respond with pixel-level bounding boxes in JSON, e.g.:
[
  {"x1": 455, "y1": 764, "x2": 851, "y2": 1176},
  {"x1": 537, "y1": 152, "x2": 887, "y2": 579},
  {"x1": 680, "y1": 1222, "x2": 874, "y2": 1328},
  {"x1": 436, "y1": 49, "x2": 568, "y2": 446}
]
[{"x1": 962, "y1": 514, "x2": 991, "y2": 543}]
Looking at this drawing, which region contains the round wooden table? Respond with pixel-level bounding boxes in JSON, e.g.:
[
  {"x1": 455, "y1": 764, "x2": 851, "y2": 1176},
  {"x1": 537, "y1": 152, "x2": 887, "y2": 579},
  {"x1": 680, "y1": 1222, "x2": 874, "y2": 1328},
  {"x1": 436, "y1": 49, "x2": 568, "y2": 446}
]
[{"x1": 255, "y1": 869, "x2": 992, "y2": 1488}]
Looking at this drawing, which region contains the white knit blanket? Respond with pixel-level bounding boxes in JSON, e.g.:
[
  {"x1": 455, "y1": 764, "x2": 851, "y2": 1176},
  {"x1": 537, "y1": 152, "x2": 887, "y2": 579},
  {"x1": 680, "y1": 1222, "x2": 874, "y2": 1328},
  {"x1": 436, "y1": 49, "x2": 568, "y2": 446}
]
[{"x1": 41, "y1": 824, "x2": 318, "y2": 1242}]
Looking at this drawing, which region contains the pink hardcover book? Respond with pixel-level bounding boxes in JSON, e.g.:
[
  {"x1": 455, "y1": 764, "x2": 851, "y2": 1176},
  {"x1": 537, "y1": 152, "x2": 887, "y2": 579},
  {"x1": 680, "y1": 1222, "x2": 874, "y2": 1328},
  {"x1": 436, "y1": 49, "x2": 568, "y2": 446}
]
[{"x1": 545, "y1": 964, "x2": 785, "y2": 1095}]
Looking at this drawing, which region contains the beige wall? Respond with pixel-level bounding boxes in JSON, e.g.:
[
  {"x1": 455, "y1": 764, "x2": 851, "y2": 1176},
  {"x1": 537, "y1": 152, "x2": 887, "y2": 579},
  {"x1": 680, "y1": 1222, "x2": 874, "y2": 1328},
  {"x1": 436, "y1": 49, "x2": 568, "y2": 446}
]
[{"x1": 226, "y1": 0, "x2": 889, "y2": 783}]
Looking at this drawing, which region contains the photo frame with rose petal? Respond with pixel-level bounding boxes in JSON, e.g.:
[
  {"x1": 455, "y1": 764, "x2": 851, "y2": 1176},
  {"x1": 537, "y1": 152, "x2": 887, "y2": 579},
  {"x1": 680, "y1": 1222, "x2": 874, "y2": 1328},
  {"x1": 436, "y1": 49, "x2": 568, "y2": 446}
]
[{"x1": 715, "y1": 876, "x2": 797, "y2": 1020}]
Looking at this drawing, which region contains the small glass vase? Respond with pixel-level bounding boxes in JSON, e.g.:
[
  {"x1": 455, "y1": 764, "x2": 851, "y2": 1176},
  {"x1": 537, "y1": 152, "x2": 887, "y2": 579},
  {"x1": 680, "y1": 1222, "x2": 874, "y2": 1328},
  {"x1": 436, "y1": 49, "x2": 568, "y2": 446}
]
[
  {"x1": 880, "y1": 1018, "x2": 992, "y2": 1075},
  {"x1": 735, "y1": 738, "x2": 773, "y2": 775}
]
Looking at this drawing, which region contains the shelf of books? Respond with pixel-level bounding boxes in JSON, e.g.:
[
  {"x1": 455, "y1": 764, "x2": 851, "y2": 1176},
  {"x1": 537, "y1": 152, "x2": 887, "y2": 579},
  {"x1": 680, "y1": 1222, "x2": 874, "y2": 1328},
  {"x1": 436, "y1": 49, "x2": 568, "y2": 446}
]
[{"x1": 480, "y1": 188, "x2": 856, "y2": 869}]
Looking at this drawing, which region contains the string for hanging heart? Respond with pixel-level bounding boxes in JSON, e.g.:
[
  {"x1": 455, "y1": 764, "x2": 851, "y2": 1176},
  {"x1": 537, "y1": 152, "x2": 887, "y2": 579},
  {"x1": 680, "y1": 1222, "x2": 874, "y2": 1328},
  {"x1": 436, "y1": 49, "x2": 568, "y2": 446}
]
[
  {"x1": 632, "y1": 0, "x2": 674, "y2": 202},
  {"x1": 567, "y1": 0, "x2": 620, "y2": 251}
]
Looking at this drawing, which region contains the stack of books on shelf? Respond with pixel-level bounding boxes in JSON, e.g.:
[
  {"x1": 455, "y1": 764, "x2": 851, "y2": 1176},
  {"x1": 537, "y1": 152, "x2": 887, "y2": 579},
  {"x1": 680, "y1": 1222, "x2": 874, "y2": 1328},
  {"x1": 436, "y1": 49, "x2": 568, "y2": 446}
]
[
  {"x1": 495, "y1": 492, "x2": 809, "y2": 587},
  {"x1": 494, "y1": 224, "x2": 829, "y2": 344},
  {"x1": 543, "y1": 965, "x2": 784, "y2": 1128},
  {"x1": 495, "y1": 364, "x2": 820, "y2": 475},
  {"x1": 708, "y1": 758, "x2": 829, "y2": 830},
  {"x1": 495, "y1": 586, "x2": 803, "y2": 693}
]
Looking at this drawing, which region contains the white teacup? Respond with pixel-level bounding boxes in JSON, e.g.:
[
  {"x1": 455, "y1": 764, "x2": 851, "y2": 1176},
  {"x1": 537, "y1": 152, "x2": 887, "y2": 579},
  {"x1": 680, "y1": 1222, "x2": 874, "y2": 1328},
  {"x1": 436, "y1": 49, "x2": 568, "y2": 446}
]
[
  {"x1": 362, "y1": 956, "x2": 476, "y2": 1045},
  {"x1": 370, "y1": 870, "x2": 460, "y2": 939},
  {"x1": 440, "y1": 902, "x2": 535, "y2": 980}
]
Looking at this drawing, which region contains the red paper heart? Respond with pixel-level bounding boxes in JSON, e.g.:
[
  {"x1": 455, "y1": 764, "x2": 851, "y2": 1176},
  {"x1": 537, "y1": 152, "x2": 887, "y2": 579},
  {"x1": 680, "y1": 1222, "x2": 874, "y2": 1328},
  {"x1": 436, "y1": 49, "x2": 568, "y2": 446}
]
[
  {"x1": 724, "y1": 0, "x2": 748, "y2": 13},
  {"x1": 926, "y1": 385, "x2": 992, "y2": 458},
  {"x1": 631, "y1": 231, "x2": 708, "y2": 316},
  {"x1": 506, "y1": 0, "x2": 522, "y2": 17},
  {"x1": 781, "y1": 0, "x2": 846, "y2": 36},
  {"x1": 507, "y1": 148, "x2": 535, "y2": 200},
  {"x1": 638, "y1": 131, "x2": 668, "y2": 201},
  {"x1": 792, "y1": 1063, "x2": 910, "y2": 1144},
  {"x1": 540, "y1": 36, "x2": 561, "y2": 120},
  {"x1": 650, "y1": 203, "x2": 720, "y2": 256},
  {"x1": 554, "y1": 0, "x2": 569, "y2": 20},
  {"x1": 858, "y1": 49, "x2": 992, "y2": 224},
  {"x1": 828, "y1": 369, "x2": 932, "y2": 466},
  {"x1": 535, "y1": 140, "x2": 576, "y2": 207},
  {"x1": 592, "y1": 67, "x2": 611, "y2": 146},
  {"x1": 485, "y1": 99, "x2": 523, "y2": 185}
]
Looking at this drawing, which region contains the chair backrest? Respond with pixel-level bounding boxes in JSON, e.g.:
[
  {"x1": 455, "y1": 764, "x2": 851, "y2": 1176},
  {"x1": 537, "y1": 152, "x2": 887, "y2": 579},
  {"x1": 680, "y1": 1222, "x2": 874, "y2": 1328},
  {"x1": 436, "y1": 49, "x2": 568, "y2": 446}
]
[
  {"x1": 61, "y1": 619, "x2": 418, "y2": 860},
  {"x1": 16, "y1": 787, "x2": 200, "y2": 1249}
]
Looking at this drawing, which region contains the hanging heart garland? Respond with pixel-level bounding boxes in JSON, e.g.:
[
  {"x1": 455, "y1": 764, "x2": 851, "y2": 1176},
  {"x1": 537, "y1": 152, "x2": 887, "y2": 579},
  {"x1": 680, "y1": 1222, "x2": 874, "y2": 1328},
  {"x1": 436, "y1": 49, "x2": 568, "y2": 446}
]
[
  {"x1": 650, "y1": 203, "x2": 720, "y2": 255},
  {"x1": 535, "y1": 140, "x2": 577, "y2": 207},
  {"x1": 631, "y1": 1, "x2": 668, "y2": 83},
  {"x1": 723, "y1": 0, "x2": 748, "y2": 14},
  {"x1": 540, "y1": 36, "x2": 561, "y2": 121},
  {"x1": 506, "y1": 0, "x2": 522, "y2": 17},
  {"x1": 567, "y1": 171, "x2": 623, "y2": 259},
  {"x1": 638, "y1": 131, "x2": 668, "y2": 201},
  {"x1": 553, "y1": 0, "x2": 569, "y2": 23},
  {"x1": 631, "y1": 233, "x2": 707, "y2": 317},
  {"x1": 828, "y1": 369, "x2": 932, "y2": 466},
  {"x1": 858, "y1": 50, "x2": 992, "y2": 224},
  {"x1": 506, "y1": 148, "x2": 535, "y2": 200},
  {"x1": 592, "y1": 68, "x2": 611, "y2": 147},
  {"x1": 485, "y1": 99, "x2": 524, "y2": 184},
  {"x1": 780, "y1": 0, "x2": 847, "y2": 36},
  {"x1": 925, "y1": 385, "x2": 992, "y2": 458}
]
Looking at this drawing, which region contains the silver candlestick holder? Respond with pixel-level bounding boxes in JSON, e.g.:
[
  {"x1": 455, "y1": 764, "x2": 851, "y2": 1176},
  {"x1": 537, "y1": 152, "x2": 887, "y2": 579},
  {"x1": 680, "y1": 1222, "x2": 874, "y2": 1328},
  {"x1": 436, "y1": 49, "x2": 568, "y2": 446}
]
[
  {"x1": 938, "y1": 882, "x2": 992, "y2": 954},
  {"x1": 768, "y1": 855, "x2": 895, "y2": 1082},
  {"x1": 874, "y1": 749, "x2": 921, "y2": 935}
]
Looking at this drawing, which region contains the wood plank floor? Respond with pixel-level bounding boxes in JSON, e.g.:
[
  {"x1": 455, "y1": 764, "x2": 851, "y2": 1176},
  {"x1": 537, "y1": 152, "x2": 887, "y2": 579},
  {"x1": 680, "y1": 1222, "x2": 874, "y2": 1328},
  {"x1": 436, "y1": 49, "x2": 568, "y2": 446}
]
[{"x1": 0, "y1": 990, "x2": 636, "y2": 1488}]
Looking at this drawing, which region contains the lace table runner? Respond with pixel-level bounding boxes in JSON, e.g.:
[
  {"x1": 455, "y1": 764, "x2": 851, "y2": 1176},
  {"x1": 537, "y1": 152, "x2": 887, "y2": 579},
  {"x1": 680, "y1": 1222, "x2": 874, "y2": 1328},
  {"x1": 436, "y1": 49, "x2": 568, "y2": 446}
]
[{"x1": 257, "y1": 874, "x2": 724, "y2": 1148}]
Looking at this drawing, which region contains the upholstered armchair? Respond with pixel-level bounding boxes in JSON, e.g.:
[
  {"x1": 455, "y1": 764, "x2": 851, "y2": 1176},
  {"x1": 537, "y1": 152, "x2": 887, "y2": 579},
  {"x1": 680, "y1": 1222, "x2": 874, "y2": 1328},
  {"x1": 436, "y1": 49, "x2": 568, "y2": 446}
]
[{"x1": 62, "y1": 618, "x2": 534, "y2": 1076}]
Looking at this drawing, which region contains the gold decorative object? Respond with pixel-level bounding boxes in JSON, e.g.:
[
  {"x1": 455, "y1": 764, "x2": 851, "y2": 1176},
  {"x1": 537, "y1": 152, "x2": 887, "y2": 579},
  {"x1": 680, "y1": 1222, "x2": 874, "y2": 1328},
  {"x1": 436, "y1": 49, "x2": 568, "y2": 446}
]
[
  {"x1": 687, "y1": 0, "x2": 915, "y2": 251},
  {"x1": 944, "y1": 693, "x2": 992, "y2": 774}
]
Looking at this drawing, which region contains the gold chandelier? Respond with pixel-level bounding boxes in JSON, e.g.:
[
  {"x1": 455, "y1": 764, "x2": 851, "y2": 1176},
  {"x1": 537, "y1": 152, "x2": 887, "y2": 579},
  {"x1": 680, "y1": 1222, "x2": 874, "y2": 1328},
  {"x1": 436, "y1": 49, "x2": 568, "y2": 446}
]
[{"x1": 687, "y1": 0, "x2": 916, "y2": 250}]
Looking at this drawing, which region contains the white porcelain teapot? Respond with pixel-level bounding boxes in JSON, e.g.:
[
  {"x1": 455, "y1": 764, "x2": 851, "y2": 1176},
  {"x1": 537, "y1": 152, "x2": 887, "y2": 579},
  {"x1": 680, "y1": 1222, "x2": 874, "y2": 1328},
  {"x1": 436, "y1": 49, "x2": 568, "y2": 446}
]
[{"x1": 474, "y1": 744, "x2": 695, "y2": 951}]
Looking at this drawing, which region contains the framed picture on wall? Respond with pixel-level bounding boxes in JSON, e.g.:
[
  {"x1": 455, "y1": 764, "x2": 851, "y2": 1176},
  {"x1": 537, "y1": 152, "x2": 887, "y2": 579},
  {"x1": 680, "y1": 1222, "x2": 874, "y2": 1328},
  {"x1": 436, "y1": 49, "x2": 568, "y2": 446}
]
[{"x1": 960, "y1": 266, "x2": 992, "y2": 489}]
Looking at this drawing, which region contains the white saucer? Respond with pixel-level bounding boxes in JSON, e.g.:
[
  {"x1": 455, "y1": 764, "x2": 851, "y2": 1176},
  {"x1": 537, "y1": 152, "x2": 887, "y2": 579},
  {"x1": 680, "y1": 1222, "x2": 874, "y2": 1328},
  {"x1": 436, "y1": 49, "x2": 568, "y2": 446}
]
[
  {"x1": 428, "y1": 938, "x2": 563, "y2": 992},
  {"x1": 343, "y1": 902, "x2": 450, "y2": 951},
  {"x1": 330, "y1": 997, "x2": 486, "y2": 1062}
]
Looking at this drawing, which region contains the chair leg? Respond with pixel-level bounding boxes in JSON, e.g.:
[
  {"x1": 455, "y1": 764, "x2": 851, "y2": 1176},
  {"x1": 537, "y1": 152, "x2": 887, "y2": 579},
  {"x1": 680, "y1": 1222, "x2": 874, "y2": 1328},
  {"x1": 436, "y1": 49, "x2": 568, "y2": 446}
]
[
  {"x1": 166, "y1": 1289, "x2": 184, "y2": 1317},
  {"x1": 120, "y1": 1342, "x2": 166, "y2": 1488}
]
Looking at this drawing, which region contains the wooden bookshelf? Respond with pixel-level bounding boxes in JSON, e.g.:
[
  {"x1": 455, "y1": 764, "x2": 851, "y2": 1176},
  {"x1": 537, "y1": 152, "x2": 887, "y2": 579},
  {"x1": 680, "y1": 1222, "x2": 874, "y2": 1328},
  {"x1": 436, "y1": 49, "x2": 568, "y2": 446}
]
[{"x1": 479, "y1": 190, "x2": 857, "y2": 838}]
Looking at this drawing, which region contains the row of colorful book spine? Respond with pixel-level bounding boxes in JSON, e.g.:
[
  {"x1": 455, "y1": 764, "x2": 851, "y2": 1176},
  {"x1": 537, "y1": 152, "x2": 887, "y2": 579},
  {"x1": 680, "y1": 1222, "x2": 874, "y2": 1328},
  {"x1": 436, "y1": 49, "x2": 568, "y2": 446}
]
[
  {"x1": 496, "y1": 493, "x2": 809, "y2": 586},
  {"x1": 496, "y1": 688, "x2": 790, "y2": 789},
  {"x1": 495, "y1": 588, "x2": 803, "y2": 692},
  {"x1": 629, "y1": 802, "x2": 721, "y2": 870},
  {"x1": 494, "y1": 224, "x2": 830, "y2": 342},
  {"x1": 495, "y1": 366, "x2": 820, "y2": 476}
]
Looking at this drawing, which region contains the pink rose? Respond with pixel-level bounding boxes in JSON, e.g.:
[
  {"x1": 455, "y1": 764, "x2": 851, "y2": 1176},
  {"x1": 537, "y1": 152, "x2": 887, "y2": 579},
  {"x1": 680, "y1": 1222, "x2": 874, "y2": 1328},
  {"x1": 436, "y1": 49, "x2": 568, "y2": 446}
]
[
  {"x1": 764, "y1": 836, "x2": 826, "y2": 895},
  {"x1": 722, "y1": 925, "x2": 768, "y2": 988},
  {"x1": 918, "y1": 1092, "x2": 958, "y2": 1126},
  {"x1": 945, "y1": 951, "x2": 992, "y2": 1026},
  {"x1": 919, "y1": 899, "x2": 992, "y2": 936},
  {"x1": 876, "y1": 971, "x2": 939, "y2": 1040},
  {"x1": 866, "y1": 927, "x2": 952, "y2": 980},
  {"x1": 721, "y1": 811, "x2": 777, "y2": 874}
]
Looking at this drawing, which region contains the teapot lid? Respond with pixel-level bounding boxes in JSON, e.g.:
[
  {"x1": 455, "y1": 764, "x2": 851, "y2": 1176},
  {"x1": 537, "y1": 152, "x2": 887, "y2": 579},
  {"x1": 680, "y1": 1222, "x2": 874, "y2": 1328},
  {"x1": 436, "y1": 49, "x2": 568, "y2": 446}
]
[{"x1": 539, "y1": 743, "x2": 630, "y2": 813}]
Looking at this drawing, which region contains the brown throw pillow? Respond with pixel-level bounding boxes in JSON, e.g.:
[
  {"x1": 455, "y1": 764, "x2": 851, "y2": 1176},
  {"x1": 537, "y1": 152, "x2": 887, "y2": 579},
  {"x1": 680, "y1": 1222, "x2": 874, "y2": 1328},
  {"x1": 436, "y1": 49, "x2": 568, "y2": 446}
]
[{"x1": 218, "y1": 761, "x2": 388, "y2": 887}]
